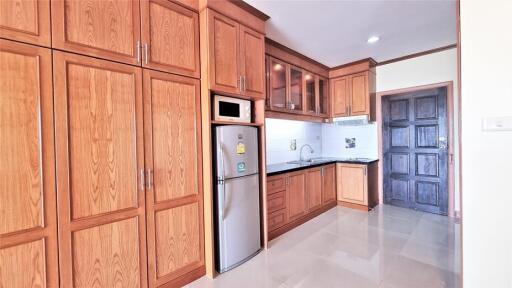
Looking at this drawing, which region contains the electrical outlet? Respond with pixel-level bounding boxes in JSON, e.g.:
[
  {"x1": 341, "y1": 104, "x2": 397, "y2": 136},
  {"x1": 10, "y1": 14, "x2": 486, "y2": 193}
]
[{"x1": 290, "y1": 139, "x2": 297, "y2": 151}]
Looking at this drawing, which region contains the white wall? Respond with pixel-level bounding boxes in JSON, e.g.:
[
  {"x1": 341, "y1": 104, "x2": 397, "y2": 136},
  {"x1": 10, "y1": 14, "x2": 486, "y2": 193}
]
[
  {"x1": 321, "y1": 123, "x2": 378, "y2": 159},
  {"x1": 265, "y1": 118, "x2": 322, "y2": 165},
  {"x1": 461, "y1": 1, "x2": 512, "y2": 287},
  {"x1": 376, "y1": 48, "x2": 460, "y2": 212}
]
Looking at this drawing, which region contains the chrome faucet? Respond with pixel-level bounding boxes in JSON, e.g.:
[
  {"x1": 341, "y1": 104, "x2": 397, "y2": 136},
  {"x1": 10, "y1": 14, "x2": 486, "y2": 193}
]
[{"x1": 299, "y1": 144, "x2": 314, "y2": 162}]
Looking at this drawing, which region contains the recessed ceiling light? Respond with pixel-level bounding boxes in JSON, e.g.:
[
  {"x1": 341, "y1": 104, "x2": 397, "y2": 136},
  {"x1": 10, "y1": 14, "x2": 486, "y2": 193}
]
[{"x1": 367, "y1": 36, "x2": 380, "y2": 44}]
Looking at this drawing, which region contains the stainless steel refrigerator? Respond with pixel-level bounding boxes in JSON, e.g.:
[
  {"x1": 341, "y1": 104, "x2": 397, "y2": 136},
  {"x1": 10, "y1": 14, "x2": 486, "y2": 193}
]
[{"x1": 214, "y1": 125, "x2": 261, "y2": 273}]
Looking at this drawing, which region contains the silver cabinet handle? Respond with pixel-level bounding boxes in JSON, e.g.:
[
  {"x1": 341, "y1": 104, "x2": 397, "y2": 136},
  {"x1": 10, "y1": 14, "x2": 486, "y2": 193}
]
[
  {"x1": 136, "y1": 40, "x2": 141, "y2": 63},
  {"x1": 139, "y1": 169, "x2": 145, "y2": 191},
  {"x1": 242, "y1": 76, "x2": 246, "y2": 92},
  {"x1": 145, "y1": 169, "x2": 153, "y2": 190},
  {"x1": 144, "y1": 43, "x2": 149, "y2": 65}
]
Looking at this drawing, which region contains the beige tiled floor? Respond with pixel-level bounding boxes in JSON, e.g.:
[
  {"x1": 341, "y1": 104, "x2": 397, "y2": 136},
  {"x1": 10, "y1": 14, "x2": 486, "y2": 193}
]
[{"x1": 187, "y1": 205, "x2": 461, "y2": 288}]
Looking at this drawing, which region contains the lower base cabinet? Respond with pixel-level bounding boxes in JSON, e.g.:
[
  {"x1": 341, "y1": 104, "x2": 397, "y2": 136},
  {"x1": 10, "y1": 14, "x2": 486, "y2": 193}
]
[
  {"x1": 266, "y1": 164, "x2": 337, "y2": 240},
  {"x1": 336, "y1": 162, "x2": 378, "y2": 211}
]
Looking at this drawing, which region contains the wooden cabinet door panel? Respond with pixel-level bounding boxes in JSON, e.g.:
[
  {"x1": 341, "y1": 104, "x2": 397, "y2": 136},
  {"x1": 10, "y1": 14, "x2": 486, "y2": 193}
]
[
  {"x1": 331, "y1": 76, "x2": 349, "y2": 117},
  {"x1": 350, "y1": 72, "x2": 369, "y2": 115},
  {"x1": 337, "y1": 164, "x2": 367, "y2": 205},
  {"x1": 318, "y1": 76, "x2": 329, "y2": 116},
  {"x1": 287, "y1": 171, "x2": 306, "y2": 221},
  {"x1": 267, "y1": 174, "x2": 286, "y2": 194},
  {"x1": 208, "y1": 10, "x2": 240, "y2": 94},
  {"x1": 268, "y1": 57, "x2": 288, "y2": 111},
  {"x1": 322, "y1": 165, "x2": 336, "y2": 203},
  {"x1": 0, "y1": 39, "x2": 58, "y2": 288},
  {"x1": 51, "y1": 0, "x2": 141, "y2": 65},
  {"x1": 240, "y1": 25, "x2": 265, "y2": 99},
  {"x1": 306, "y1": 168, "x2": 322, "y2": 211},
  {"x1": 304, "y1": 72, "x2": 317, "y2": 114},
  {"x1": 0, "y1": 0, "x2": 51, "y2": 46},
  {"x1": 141, "y1": 0, "x2": 200, "y2": 77},
  {"x1": 267, "y1": 190, "x2": 286, "y2": 213},
  {"x1": 143, "y1": 70, "x2": 204, "y2": 287},
  {"x1": 267, "y1": 208, "x2": 287, "y2": 231},
  {"x1": 53, "y1": 51, "x2": 147, "y2": 287}
]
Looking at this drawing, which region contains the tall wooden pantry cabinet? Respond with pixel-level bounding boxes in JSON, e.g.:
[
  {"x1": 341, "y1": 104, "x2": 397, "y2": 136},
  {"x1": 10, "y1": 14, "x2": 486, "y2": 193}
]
[{"x1": 0, "y1": 0, "x2": 204, "y2": 287}]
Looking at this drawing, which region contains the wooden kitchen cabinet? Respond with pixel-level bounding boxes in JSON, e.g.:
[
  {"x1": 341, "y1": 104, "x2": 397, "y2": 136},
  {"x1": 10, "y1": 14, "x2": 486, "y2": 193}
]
[
  {"x1": 53, "y1": 51, "x2": 148, "y2": 287},
  {"x1": 330, "y1": 61, "x2": 376, "y2": 120},
  {"x1": 322, "y1": 165, "x2": 336, "y2": 204},
  {"x1": 305, "y1": 71, "x2": 317, "y2": 114},
  {"x1": 51, "y1": 0, "x2": 142, "y2": 65},
  {"x1": 0, "y1": 0, "x2": 51, "y2": 47},
  {"x1": 336, "y1": 163, "x2": 378, "y2": 211},
  {"x1": 287, "y1": 171, "x2": 307, "y2": 221},
  {"x1": 141, "y1": 0, "x2": 200, "y2": 77},
  {"x1": 318, "y1": 76, "x2": 329, "y2": 116},
  {"x1": 306, "y1": 167, "x2": 323, "y2": 211},
  {"x1": 143, "y1": 70, "x2": 204, "y2": 287},
  {"x1": 206, "y1": 9, "x2": 265, "y2": 99},
  {"x1": 266, "y1": 164, "x2": 337, "y2": 240},
  {"x1": 51, "y1": 0, "x2": 201, "y2": 77},
  {"x1": 0, "y1": 39, "x2": 58, "y2": 288}
]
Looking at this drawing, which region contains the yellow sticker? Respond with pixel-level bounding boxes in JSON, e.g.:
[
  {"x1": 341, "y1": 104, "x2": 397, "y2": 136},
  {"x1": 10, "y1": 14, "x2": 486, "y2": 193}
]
[{"x1": 236, "y1": 142, "x2": 246, "y2": 154}]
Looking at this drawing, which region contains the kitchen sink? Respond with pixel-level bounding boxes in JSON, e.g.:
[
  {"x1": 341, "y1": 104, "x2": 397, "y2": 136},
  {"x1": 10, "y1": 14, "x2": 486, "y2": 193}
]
[{"x1": 287, "y1": 158, "x2": 330, "y2": 165}]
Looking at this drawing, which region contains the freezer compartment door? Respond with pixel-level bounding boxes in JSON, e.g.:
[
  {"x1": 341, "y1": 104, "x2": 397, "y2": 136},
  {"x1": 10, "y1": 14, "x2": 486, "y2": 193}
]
[
  {"x1": 216, "y1": 125, "x2": 259, "y2": 179},
  {"x1": 217, "y1": 174, "x2": 261, "y2": 272}
]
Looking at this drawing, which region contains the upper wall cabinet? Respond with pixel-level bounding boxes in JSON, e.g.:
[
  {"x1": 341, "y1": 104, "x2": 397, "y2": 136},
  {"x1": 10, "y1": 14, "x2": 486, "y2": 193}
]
[
  {"x1": 141, "y1": 0, "x2": 200, "y2": 77},
  {"x1": 330, "y1": 60, "x2": 376, "y2": 120},
  {"x1": 206, "y1": 9, "x2": 265, "y2": 99},
  {"x1": 51, "y1": 0, "x2": 200, "y2": 77},
  {"x1": 51, "y1": 0, "x2": 142, "y2": 65},
  {"x1": 0, "y1": 0, "x2": 51, "y2": 47}
]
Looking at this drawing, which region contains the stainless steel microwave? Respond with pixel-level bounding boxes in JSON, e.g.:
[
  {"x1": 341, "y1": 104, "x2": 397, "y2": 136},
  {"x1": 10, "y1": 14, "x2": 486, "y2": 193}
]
[{"x1": 213, "y1": 95, "x2": 252, "y2": 123}]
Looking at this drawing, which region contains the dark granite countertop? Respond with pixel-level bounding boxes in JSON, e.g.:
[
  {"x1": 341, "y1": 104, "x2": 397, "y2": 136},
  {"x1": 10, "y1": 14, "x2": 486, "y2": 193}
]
[{"x1": 267, "y1": 157, "x2": 379, "y2": 176}]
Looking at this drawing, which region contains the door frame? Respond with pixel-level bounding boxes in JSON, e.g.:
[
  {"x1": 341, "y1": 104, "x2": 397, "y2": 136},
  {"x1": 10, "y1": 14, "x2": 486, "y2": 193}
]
[{"x1": 376, "y1": 81, "x2": 456, "y2": 217}]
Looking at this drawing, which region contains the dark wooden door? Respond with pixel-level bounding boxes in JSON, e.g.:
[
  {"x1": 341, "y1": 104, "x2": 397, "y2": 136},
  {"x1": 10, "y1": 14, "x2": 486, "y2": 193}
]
[{"x1": 382, "y1": 87, "x2": 448, "y2": 215}]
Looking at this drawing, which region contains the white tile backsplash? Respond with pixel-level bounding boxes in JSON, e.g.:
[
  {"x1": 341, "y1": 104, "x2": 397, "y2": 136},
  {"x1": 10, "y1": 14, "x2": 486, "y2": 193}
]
[
  {"x1": 265, "y1": 118, "x2": 322, "y2": 164},
  {"x1": 321, "y1": 123, "x2": 378, "y2": 159},
  {"x1": 265, "y1": 118, "x2": 378, "y2": 164}
]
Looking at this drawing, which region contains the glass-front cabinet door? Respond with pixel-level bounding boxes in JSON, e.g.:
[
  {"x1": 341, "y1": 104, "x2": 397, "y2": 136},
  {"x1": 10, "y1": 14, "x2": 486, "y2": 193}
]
[
  {"x1": 305, "y1": 72, "x2": 316, "y2": 114},
  {"x1": 289, "y1": 65, "x2": 303, "y2": 112},
  {"x1": 269, "y1": 57, "x2": 288, "y2": 110},
  {"x1": 318, "y1": 76, "x2": 329, "y2": 116}
]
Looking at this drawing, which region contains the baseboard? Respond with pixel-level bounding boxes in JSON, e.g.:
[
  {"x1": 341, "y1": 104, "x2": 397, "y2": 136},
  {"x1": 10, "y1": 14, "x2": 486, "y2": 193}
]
[{"x1": 337, "y1": 201, "x2": 369, "y2": 211}]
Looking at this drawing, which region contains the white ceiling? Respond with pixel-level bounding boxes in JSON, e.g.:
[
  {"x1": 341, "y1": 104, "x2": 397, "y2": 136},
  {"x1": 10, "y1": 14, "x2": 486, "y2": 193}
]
[{"x1": 245, "y1": 0, "x2": 457, "y2": 67}]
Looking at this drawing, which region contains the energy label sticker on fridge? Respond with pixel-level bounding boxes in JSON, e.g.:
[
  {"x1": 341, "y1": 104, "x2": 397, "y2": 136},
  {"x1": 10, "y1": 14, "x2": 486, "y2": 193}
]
[
  {"x1": 236, "y1": 142, "x2": 246, "y2": 154},
  {"x1": 237, "y1": 162, "x2": 246, "y2": 173}
]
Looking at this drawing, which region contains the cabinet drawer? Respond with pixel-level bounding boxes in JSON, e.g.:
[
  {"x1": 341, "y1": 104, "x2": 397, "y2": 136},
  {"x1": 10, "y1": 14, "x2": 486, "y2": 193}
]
[
  {"x1": 268, "y1": 208, "x2": 287, "y2": 231},
  {"x1": 267, "y1": 190, "x2": 286, "y2": 213},
  {"x1": 267, "y1": 174, "x2": 286, "y2": 194}
]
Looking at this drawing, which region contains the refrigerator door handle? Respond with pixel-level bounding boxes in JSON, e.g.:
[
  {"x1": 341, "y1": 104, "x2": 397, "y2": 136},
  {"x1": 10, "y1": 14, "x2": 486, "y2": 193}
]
[{"x1": 219, "y1": 144, "x2": 228, "y2": 220}]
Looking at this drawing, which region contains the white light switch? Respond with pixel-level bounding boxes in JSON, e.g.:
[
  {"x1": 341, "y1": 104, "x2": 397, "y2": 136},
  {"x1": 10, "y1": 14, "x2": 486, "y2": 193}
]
[{"x1": 482, "y1": 116, "x2": 512, "y2": 131}]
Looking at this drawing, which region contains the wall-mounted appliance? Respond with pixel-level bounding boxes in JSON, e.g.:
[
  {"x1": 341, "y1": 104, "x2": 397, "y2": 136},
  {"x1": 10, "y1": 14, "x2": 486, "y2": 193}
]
[{"x1": 213, "y1": 95, "x2": 252, "y2": 123}]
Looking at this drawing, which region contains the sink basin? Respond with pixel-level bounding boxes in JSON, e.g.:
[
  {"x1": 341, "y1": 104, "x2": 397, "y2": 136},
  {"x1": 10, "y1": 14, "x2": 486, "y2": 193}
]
[{"x1": 286, "y1": 158, "x2": 329, "y2": 165}]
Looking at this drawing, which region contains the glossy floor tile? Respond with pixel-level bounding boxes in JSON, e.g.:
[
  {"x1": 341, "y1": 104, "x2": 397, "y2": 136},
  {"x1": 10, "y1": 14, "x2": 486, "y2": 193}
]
[{"x1": 187, "y1": 205, "x2": 461, "y2": 288}]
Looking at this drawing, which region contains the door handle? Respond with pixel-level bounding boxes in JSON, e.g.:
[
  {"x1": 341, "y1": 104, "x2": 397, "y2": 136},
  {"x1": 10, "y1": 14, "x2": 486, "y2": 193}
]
[
  {"x1": 145, "y1": 169, "x2": 153, "y2": 190},
  {"x1": 136, "y1": 40, "x2": 141, "y2": 63},
  {"x1": 144, "y1": 43, "x2": 149, "y2": 64}
]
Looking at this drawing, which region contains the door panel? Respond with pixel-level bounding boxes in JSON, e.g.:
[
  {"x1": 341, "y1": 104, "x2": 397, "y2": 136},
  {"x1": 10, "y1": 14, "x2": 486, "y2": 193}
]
[
  {"x1": 287, "y1": 172, "x2": 306, "y2": 221},
  {"x1": 143, "y1": 70, "x2": 204, "y2": 287},
  {"x1": 305, "y1": 72, "x2": 317, "y2": 114},
  {"x1": 318, "y1": 77, "x2": 329, "y2": 116},
  {"x1": 268, "y1": 57, "x2": 288, "y2": 111},
  {"x1": 240, "y1": 25, "x2": 265, "y2": 98},
  {"x1": 0, "y1": 39, "x2": 58, "y2": 288},
  {"x1": 306, "y1": 168, "x2": 322, "y2": 211},
  {"x1": 141, "y1": 0, "x2": 200, "y2": 77},
  {"x1": 208, "y1": 10, "x2": 240, "y2": 94},
  {"x1": 337, "y1": 165, "x2": 367, "y2": 205},
  {"x1": 350, "y1": 72, "x2": 369, "y2": 115},
  {"x1": 322, "y1": 165, "x2": 336, "y2": 203},
  {"x1": 51, "y1": 0, "x2": 141, "y2": 65},
  {"x1": 289, "y1": 66, "x2": 303, "y2": 112},
  {"x1": 383, "y1": 88, "x2": 448, "y2": 215},
  {"x1": 53, "y1": 51, "x2": 147, "y2": 287},
  {"x1": 0, "y1": 0, "x2": 51, "y2": 46},
  {"x1": 331, "y1": 76, "x2": 349, "y2": 117}
]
